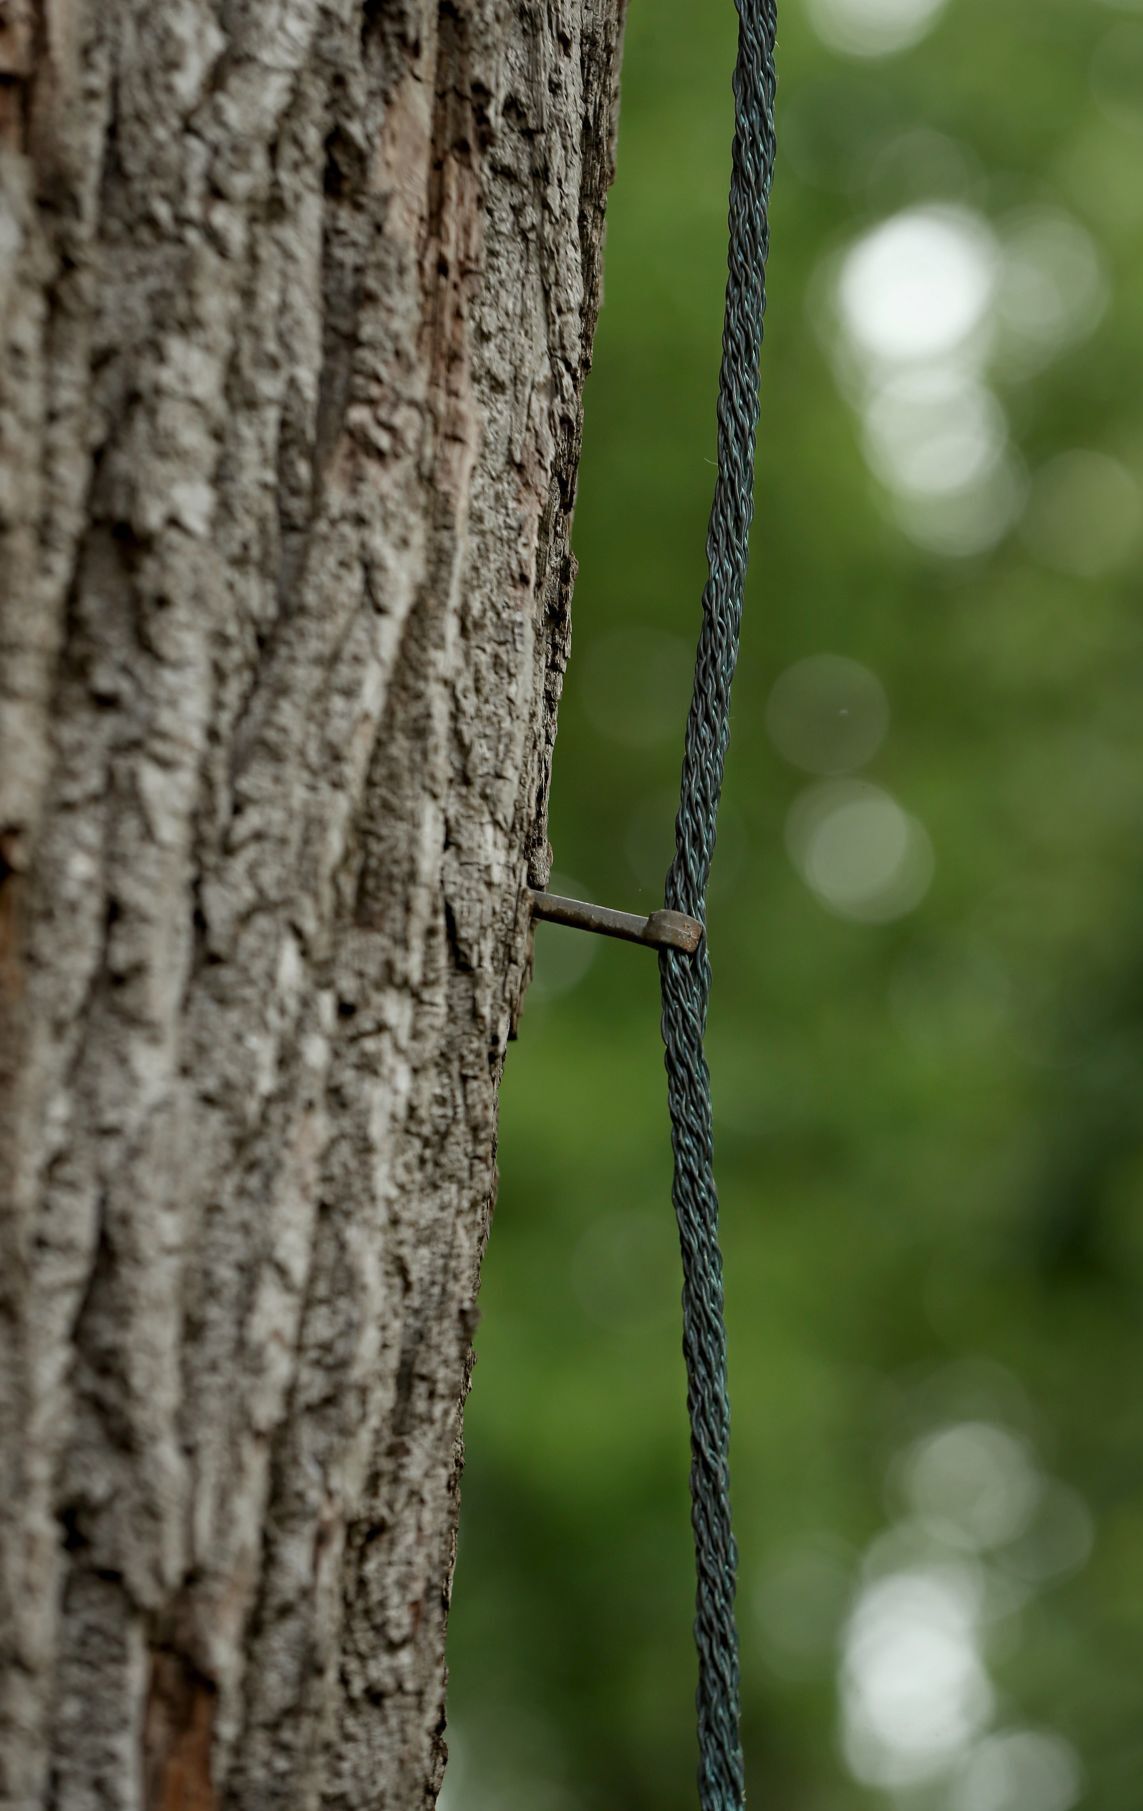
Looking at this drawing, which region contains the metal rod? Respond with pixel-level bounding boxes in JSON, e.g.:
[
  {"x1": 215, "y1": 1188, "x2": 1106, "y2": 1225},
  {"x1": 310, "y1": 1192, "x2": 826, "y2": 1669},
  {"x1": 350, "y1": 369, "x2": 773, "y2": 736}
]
[{"x1": 528, "y1": 890, "x2": 703, "y2": 955}]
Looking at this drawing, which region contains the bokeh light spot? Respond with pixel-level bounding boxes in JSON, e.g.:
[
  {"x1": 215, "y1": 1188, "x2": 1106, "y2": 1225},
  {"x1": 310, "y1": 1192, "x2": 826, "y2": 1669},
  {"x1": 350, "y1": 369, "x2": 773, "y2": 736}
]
[
  {"x1": 808, "y1": 0, "x2": 949, "y2": 60},
  {"x1": 786, "y1": 780, "x2": 934, "y2": 922},
  {"x1": 900, "y1": 1422, "x2": 1043, "y2": 1551},
  {"x1": 765, "y1": 654, "x2": 889, "y2": 774},
  {"x1": 950, "y1": 1729, "x2": 1083, "y2": 1811},
  {"x1": 841, "y1": 1566, "x2": 993, "y2": 1786},
  {"x1": 1020, "y1": 448, "x2": 1142, "y2": 577},
  {"x1": 996, "y1": 208, "x2": 1108, "y2": 372},
  {"x1": 999, "y1": 1481, "x2": 1096, "y2": 1584},
  {"x1": 890, "y1": 454, "x2": 1024, "y2": 557},
  {"x1": 865, "y1": 128, "x2": 983, "y2": 210},
  {"x1": 838, "y1": 207, "x2": 996, "y2": 368},
  {"x1": 862, "y1": 367, "x2": 1008, "y2": 499}
]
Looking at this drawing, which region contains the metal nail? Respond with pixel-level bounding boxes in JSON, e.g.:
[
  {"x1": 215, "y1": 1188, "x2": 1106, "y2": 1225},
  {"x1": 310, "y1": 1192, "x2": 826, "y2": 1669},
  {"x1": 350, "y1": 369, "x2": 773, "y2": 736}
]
[{"x1": 528, "y1": 890, "x2": 703, "y2": 955}]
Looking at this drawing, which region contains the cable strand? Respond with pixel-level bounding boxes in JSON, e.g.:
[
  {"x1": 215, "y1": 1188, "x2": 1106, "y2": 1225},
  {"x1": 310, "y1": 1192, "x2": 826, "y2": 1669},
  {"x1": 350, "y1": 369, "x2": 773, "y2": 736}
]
[{"x1": 659, "y1": 5, "x2": 778, "y2": 1807}]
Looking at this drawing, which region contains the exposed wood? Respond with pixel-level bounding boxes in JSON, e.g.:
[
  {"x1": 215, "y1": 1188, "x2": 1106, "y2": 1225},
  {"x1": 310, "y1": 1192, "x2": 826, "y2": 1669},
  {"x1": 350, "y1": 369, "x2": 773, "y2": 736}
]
[{"x1": 0, "y1": 1, "x2": 625, "y2": 1803}]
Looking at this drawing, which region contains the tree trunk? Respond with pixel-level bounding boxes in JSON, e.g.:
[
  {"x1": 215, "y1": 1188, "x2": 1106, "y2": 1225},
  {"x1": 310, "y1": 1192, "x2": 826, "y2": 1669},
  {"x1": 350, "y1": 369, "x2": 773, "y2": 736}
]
[{"x1": 0, "y1": 1, "x2": 624, "y2": 1804}]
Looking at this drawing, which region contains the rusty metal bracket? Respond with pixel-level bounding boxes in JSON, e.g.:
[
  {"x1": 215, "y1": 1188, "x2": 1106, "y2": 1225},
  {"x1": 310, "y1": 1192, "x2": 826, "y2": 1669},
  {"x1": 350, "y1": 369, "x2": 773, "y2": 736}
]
[{"x1": 528, "y1": 889, "x2": 703, "y2": 955}]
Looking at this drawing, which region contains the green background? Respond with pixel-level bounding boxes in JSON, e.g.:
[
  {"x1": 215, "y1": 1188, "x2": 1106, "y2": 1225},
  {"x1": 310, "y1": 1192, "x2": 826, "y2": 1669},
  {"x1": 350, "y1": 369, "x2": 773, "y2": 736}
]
[{"x1": 445, "y1": 1, "x2": 1143, "y2": 1806}]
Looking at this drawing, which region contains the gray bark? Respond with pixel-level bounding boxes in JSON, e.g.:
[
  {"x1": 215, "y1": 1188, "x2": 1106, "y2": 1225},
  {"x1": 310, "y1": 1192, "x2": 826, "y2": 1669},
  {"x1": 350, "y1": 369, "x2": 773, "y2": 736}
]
[{"x1": 0, "y1": 1, "x2": 624, "y2": 1805}]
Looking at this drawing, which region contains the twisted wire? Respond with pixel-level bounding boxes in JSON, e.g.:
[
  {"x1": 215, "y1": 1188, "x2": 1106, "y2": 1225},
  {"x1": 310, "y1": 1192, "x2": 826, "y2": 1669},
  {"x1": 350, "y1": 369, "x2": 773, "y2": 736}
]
[{"x1": 659, "y1": 4, "x2": 777, "y2": 1807}]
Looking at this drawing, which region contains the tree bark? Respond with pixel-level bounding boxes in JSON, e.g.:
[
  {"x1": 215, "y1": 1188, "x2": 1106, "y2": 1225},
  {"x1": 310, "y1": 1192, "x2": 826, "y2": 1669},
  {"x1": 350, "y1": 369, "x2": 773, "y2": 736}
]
[{"x1": 0, "y1": 2, "x2": 624, "y2": 1804}]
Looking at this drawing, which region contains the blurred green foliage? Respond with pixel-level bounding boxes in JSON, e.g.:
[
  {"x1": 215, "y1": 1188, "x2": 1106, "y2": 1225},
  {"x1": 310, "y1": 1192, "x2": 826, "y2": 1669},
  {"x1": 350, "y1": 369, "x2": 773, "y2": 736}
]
[{"x1": 445, "y1": 1, "x2": 1143, "y2": 1806}]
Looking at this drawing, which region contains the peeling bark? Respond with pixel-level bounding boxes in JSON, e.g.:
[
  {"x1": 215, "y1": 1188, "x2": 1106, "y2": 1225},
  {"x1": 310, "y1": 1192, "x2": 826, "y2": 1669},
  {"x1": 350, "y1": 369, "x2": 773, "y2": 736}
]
[{"x1": 0, "y1": 2, "x2": 625, "y2": 1804}]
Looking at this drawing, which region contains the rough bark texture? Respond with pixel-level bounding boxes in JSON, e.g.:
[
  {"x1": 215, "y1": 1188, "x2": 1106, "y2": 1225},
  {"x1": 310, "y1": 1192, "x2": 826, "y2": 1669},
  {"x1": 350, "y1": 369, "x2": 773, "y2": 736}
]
[{"x1": 0, "y1": 1, "x2": 624, "y2": 1804}]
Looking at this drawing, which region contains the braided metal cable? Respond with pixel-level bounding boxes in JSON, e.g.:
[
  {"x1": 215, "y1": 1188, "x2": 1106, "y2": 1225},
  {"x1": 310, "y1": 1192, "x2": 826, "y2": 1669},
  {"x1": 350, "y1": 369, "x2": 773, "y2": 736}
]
[{"x1": 659, "y1": 4, "x2": 777, "y2": 1806}]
